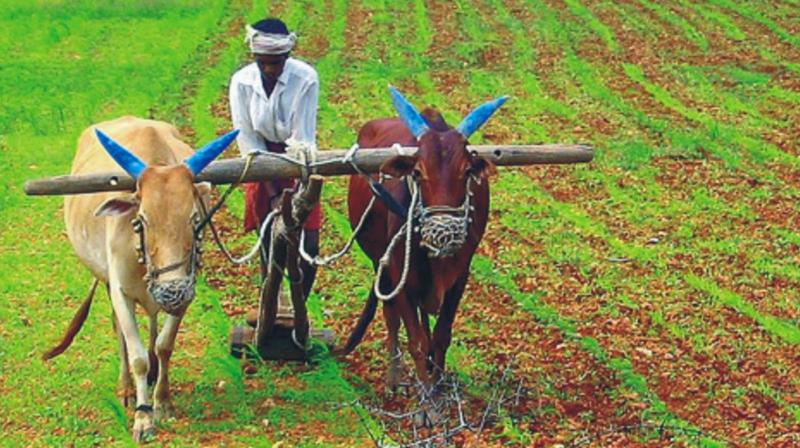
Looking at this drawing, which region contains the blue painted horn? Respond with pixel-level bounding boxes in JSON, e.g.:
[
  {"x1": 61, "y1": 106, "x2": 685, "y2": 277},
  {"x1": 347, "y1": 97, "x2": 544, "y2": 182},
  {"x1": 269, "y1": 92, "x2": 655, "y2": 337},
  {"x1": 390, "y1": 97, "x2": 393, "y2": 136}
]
[
  {"x1": 95, "y1": 128, "x2": 239, "y2": 179},
  {"x1": 388, "y1": 86, "x2": 429, "y2": 139},
  {"x1": 456, "y1": 96, "x2": 509, "y2": 138},
  {"x1": 95, "y1": 128, "x2": 148, "y2": 179},
  {"x1": 184, "y1": 129, "x2": 239, "y2": 176}
]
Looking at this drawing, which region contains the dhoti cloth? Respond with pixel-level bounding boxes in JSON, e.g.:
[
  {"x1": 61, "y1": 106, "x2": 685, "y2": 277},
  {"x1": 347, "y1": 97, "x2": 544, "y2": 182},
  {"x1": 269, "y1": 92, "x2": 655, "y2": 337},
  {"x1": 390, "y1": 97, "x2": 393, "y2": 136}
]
[{"x1": 243, "y1": 141, "x2": 323, "y2": 232}]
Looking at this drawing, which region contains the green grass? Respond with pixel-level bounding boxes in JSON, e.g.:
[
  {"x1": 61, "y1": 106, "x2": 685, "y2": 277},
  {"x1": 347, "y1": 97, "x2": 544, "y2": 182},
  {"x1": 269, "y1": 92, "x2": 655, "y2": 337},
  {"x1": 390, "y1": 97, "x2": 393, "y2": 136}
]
[
  {"x1": 563, "y1": 0, "x2": 621, "y2": 53},
  {"x1": 314, "y1": 0, "x2": 350, "y2": 147},
  {"x1": 637, "y1": 0, "x2": 710, "y2": 52},
  {"x1": 678, "y1": 0, "x2": 747, "y2": 41},
  {"x1": 5, "y1": 0, "x2": 800, "y2": 445},
  {"x1": 489, "y1": 0, "x2": 571, "y2": 140},
  {"x1": 0, "y1": 0, "x2": 230, "y2": 445},
  {"x1": 438, "y1": 3, "x2": 736, "y2": 442},
  {"x1": 480, "y1": 0, "x2": 800, "y2": 430},
  {"x1": 623, "y1": 63, "x2": 794, "y2": 168},
  {"x1": 709, "y1": 0, "x2": 800, "y2": 48},
  {"x1": 685, "y1": 275, "x2": 800, "y2": 345}
]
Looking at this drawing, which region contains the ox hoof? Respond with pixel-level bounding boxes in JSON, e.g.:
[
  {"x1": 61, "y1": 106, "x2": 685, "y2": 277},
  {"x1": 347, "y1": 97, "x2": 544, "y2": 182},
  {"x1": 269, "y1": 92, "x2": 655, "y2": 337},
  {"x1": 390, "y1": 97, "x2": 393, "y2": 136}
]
[
  {"x1": 133, "y1": 408, "x2": 156, "y2": 444},
  {"x1": 386, "y1": 368, "x2": 404, "y2": 392},
  {"x1": 413, "y1": 405, "x2": 442, "y2": 428},
  {"x1": 413, "y1": 392, "x2": 444, "y2": 428},
  {"x1": 133, "y1": 424, "x2": 156, "y2": 444},
  {"x1": 385, "y1": 355, "x2": 406, "y2": 394},
  {"x1": 154, "y1": 400, "x2": 176, "y2": 421}
]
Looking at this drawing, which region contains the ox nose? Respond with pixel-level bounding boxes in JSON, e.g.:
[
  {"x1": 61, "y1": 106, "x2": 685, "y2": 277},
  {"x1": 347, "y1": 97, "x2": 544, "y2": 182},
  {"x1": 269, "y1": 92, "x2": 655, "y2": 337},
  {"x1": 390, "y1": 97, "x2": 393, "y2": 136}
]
[
  {"x1": 419, "y1": 213, "x2": 469, "y2": 258},
  {"x1": 148, "y1": 278, "x2": 195, "y2": 315}
]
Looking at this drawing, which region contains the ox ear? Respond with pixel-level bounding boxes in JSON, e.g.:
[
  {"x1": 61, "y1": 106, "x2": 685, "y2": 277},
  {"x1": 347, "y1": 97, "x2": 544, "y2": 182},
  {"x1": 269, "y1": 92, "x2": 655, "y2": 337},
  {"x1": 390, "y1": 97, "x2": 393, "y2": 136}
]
[
  {"x1": 388, "y1": 86, "x2": 429, "y2": 139},
  {"x1": 470, "y1": 156, "x2": 497, "y2": 179},
  {"x1": 456, "y1": 96, "x2": 509, "y2": 139},
  {"x1": 184, "y1": 129, "x2": 239, "y2": 176},
  {"x1": 95, "y1": 129, "x2": 147, "y2": 179},
  {"x1": 380, "y1": 155, "x2": 418, "y2": 178},
  {"x1": 95, "y1": 195, "x2": 139, "y2": 217}
]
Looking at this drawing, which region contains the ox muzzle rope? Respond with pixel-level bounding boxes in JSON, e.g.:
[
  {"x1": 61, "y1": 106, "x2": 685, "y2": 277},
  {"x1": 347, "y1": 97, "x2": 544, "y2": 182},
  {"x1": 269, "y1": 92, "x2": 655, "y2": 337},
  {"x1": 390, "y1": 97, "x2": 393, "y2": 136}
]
[{"x1": 412, "y1": 174, "x2": 477, "y2": 259}]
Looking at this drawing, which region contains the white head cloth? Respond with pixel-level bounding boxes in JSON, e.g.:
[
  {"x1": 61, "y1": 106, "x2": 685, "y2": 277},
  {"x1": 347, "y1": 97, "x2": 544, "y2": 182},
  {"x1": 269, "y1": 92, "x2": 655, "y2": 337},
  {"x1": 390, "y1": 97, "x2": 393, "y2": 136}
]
[{"x1": 245, "y1": 25, "x2": 297, "y2": 54}]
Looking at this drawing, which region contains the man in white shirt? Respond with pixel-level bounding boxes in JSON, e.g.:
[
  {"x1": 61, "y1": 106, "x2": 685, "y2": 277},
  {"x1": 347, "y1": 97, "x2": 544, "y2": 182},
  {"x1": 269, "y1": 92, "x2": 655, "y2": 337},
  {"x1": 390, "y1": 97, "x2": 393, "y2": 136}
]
[{"x1": 229, "y1": 18, "x2": 321, "y2": 299}]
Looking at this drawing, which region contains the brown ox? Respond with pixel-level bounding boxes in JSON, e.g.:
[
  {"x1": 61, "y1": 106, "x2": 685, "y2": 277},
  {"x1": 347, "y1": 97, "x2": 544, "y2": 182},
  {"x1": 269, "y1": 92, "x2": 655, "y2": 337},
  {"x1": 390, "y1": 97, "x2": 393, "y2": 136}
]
[
  {"x1": 50, "y1": 116, "x2": 236, "y2": 442},
  {"x1": 338, "y1": 88, "x2": 506, "y2": 398}
]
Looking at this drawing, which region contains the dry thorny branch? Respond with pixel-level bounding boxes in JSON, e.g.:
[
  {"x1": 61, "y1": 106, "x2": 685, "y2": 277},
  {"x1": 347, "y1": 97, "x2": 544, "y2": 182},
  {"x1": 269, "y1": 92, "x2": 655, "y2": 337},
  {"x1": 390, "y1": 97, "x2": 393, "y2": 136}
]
[
  {"x1": 335, "y1": 359, "x2": 528, "y2": 448},
  {"x1": 332, "y1": 357, "x2": 717, "y2": 447},
  {"x1": 570, "y1": 422, "x2": 709, "y2": 447}
]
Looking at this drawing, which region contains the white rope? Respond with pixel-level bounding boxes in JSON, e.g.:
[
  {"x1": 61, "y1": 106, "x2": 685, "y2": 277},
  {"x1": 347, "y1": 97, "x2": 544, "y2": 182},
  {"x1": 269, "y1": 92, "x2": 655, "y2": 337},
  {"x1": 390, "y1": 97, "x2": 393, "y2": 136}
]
[
  {"x1": 206, "y1": 145, "x2": 358, "y2": 268},
  {"x1": 294, "y1": 143, "x2": 411, "y2": 268},
  {"x1": 297, "y1": 143, "x2": 380, "y2": 267},
  {"x1": 342, "y1": 143, "x2": 360, "y2": 164},
  {"x1": 247, "y1": 144, "x2": 370, "y2": 169},
  {"x1": 213, "y1": 209, "x2": 280, "y2": 265},
  {"x1": 298, "y1": 193, "x2": 377, "y2": 266},
  {"x1": 209, "y1": 142, "x2": 418, "y2": 302},
  {"x1": 291, "y1": 328, "x2": 308, "y2": 351},
  {"x1": 373, "y1": 185, "x2": 419, "y2": 301}
]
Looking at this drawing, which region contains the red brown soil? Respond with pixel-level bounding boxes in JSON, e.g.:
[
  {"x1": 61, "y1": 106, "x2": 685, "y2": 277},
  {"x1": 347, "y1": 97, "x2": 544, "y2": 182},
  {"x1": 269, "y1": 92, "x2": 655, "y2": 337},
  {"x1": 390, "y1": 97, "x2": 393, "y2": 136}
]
[
  {"x1": 187, "y1": 0, "x2": 800, "y2": 445},
  {"x1": 482, "y1": 214, "x2": 800, "y2": 446},
  {"x1": 426, "y1": 0, "x2": 468, "y2": 100}
]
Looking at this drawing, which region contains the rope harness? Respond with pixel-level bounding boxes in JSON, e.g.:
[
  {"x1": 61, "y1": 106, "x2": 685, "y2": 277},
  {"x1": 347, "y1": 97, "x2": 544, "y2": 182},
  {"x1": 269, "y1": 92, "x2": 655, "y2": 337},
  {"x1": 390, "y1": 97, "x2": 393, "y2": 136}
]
[
  {"x1": 132, "y1": 205, "x2": 205, "y2": 316},
  {"x1": 371, "y1": 173, "x2": 477, "y2": 301},
  {"x1": 297, "y1": 143, "x2": 413, "y2": 267},
  {"x1": 196, "y1": 143, "x2": 477, "y2": 304}
]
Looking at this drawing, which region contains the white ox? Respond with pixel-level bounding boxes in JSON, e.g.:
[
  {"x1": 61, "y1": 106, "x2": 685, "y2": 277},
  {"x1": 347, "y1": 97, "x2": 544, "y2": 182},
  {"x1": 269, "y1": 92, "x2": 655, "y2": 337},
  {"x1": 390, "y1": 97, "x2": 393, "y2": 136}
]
[{"x1": 48, "y1": 116, "x2": 237, "y2": 442}]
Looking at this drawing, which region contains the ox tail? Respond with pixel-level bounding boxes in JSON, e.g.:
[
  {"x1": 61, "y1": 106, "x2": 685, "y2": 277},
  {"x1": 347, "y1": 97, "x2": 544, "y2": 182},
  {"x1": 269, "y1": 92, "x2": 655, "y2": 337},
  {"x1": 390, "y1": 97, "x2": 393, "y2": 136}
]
[
  {"x1": 333, "y1": 289, "x2": 378, "y2": 357},
  {"x1": 42, "y1": 279, "x2": 99, "y2": 361}
]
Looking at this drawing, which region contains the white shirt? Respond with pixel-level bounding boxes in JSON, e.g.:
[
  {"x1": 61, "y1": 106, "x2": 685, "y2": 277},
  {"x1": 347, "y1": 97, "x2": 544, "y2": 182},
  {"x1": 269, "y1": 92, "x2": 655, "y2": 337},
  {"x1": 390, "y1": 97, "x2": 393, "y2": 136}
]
[{"x1": 229, "y1": 58, "x2": 319, "y2": 156}]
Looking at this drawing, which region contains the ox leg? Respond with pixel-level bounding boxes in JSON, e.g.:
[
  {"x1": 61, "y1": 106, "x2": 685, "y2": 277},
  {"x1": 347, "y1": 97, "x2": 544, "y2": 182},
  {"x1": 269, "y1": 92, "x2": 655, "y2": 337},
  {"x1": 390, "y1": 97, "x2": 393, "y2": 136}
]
[
  {"x1": 147, "y1": 314, "x2": 159, "y2": 386},
  {"x1": 396, "y1": 293, "x2": 431, "y2": 388},
  {"x1": 420, "y1": 311, "x2": 433, "y2": 373},
  {"x1": 154, "y1": 312, "x2": 183, "y2": 421},
  {"x1": 109, "y1": 282, "x2": 155, "y2": 443},
  {"x1": 395, "y1": 293, "x2": 441, "y2": 427},
  {"x1": 431, "y1": 273, "x2": 468, "y2": 386},
  {"x1": 383, "y1": 298, "x2": 404, "y2": 392},
  {"x1": 113, "y1": 310, "x2": 134, "y2": 407}
]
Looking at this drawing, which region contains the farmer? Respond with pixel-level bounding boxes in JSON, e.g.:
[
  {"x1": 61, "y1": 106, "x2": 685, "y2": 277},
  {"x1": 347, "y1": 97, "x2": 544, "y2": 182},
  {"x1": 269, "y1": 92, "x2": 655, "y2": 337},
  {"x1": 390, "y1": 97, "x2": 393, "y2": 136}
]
[{"x1": 229, "y1": 17, "x2": 321, "y2": 299}]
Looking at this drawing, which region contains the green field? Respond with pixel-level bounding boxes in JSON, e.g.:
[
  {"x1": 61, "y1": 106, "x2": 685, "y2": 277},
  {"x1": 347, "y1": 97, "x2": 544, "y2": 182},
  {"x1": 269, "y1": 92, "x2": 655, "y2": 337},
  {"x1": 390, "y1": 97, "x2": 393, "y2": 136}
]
[{"x1": 2, "y1": 0, "x2": 799, "y2": 446}]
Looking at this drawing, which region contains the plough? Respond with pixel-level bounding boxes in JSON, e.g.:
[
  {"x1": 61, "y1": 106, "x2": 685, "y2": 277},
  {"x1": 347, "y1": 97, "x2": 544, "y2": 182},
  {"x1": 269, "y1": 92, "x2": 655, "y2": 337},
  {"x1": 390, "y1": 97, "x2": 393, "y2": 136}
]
[{"x1": 25, "y1": 143, "x2": 593, "y2": 361}]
